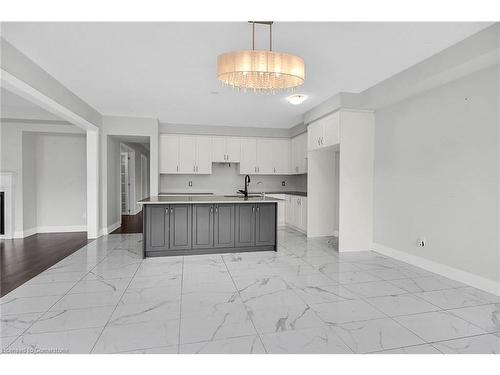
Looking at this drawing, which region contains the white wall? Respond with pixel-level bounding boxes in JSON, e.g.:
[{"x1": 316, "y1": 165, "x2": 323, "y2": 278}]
[
  {"x1": 338, "y1": 111, "x2": 374, "y2": 252},
  {"x1": 35, "y1": 133, "x2": 87, "y2": 230},
  {"x1": 373, "y1": 65, "x2": 500, "y2": 285},
  {"x1": 22, "y1": 133, "x2": 37, "y2": 232},
  {"x1": 1, "y1": 121, "x2": 85, "y2": 237},
  {"x1": 106, "y1": 137, "x2": 120, "y2": 228},
  {"x1": 160, "y1": 163, "x2": 306, "y2": 195},
  {"x1": 307, "y1": 148, "x2": 336, "y2": 237},
  {"x1": 100, "y1": 116, "x2": 158, "y2": 234}
]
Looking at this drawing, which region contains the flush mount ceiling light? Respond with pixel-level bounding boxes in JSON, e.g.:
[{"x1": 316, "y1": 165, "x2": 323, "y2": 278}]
[
  {"x1": 217, "y1": 21, "x2": 305, "y2": 93},
  {"x1": 286, "y1": 94, "x2": 308, "y2": 105}
]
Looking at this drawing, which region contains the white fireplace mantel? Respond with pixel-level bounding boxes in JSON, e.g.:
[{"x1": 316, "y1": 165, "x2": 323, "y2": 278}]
[{"x1": 0, "y1": 171, "x2": 16, "y2": 239}]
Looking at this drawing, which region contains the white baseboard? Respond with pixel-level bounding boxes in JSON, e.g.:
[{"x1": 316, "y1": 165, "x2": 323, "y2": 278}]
[
  {"x1": 37, "y1": 225, "x2": 87, "y2": 233},
  {"x1": 22, "y1": 227, "x2": 38, "y2": 237},
  {"x1": 286, "y1": 224, "x2": 307, "y2": 235},
  {"x1": 372, "y1": 242, "x2": 500, "y2": 297},
  {"x1": 104, "y1": 221, "x2": 121, "y2": 235},
  {"x1": 9, "y1": 225, "x2": 87, "y2": 238}
]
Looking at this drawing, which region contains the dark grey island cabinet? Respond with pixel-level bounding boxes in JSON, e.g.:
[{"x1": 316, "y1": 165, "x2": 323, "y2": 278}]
[{"x1": 143, "y1": 202, "x2": 277, "y2": 257}]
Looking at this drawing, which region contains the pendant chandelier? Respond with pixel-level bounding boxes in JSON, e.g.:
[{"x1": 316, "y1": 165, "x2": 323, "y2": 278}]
[{"x1": 217, "y1": 21, "x2": 305, "y2": 93}]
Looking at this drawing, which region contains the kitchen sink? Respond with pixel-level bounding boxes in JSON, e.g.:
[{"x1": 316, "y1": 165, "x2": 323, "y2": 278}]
[{"x1": 223, "y1": 194, "x2": 263, "y2": 198}]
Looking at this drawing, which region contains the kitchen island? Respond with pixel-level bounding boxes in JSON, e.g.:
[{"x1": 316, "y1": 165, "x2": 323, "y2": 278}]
[{"x1": 138, "y1": 195, "x2": 280, "y2": 258}]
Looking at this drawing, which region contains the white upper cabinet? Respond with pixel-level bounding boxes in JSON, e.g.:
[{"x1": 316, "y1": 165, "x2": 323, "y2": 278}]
[
  {"x1": 308, "y1": 111, "x2": 340, "y2": 151},
  {"x1": 161, "y1": 134, "x2": 291, "y2": 175},
  {"x1": 291, "y1": 132, "x2": 307, "y2": 174},
  {"x1": 179, "y1": 135, "x2": 197, "y2": 173},
  {"x1": 240, "y1": 138, "x2": 290, "y2": 175},
  {"x1": 159, "y1": 134, "x2": 179, "y2": 173},
  {"x1": 308, "y1": 119, "x2": 324, "y2": 150},
  {"x1": 226, "y1": 137, "x2": 241, "y2": 162},
  {"x1": 323, "y1": 111, "x2": 340, "y2": 146},
  {"x1": 170, "y1": 135, "x2": 212, "y2": 174},
  {"x1": 256, "y1": 138, "x2": 274, "y2": 174},
  {"x1": 240, "y1": 138, "x2": 257, "y2": 174},
  {"x1": 211, "y1": 136, "x2": 226, "y2": 162},
  {"x1": 211, "y1": 136, "x2": 241, "y2": 162},
  {"x1": 272, "y1": 138, "x2": 290, "y2": 174},
  {"x1": 196, "y1": 136, "x2": 212, "y2": 174}
]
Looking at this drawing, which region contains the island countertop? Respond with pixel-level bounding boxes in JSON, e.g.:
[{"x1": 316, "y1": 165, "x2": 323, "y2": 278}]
[{"x1": 138, "y1": 195, "x2": 283, "y2": 205}]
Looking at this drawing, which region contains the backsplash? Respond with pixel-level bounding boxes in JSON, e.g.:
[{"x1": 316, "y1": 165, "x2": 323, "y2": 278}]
[{"x1": 160, "y1": 163, "x2": 307, "y2": 194}]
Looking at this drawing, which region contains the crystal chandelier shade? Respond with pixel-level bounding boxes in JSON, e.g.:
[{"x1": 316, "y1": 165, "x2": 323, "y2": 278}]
[{"x1": 217, "y1": 22, "x2": 305, "y2": 93}]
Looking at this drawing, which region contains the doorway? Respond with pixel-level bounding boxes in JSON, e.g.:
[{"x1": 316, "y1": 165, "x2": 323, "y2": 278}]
[
  {"x1": 120, "y1": 149, "x2": 133, "y2": 215},
  {"x1": 111, "y1": 137, "x2": 150, "y2": 234}
]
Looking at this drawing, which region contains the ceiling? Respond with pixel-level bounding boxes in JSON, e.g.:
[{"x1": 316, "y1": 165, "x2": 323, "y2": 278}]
[
  {"x1": 1, "y1": 87, "x2": 63, "y2": 121},
  {"x1": 1, "y1": 22, "x2": 492, "y2": 128}
]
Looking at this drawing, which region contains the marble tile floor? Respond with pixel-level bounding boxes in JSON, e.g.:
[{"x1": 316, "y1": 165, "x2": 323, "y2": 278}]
[{"x1": 1, "y1": 229, "x2": 499, "y2": 354}]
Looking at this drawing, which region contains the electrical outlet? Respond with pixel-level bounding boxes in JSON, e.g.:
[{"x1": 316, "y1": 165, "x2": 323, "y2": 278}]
[
  {"x1": 282, "y1": 181, "x2": 286, "y2": 186},
  {"x1": 188, "y1": 181, "x2": 192, "y2": 187},
  {"x1": 417, "y1": 237, "x2": 426, "y2": 247}
]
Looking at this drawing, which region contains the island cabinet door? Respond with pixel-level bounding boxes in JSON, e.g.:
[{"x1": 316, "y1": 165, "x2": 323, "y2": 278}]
[
  {"x1": 192, "y1": 204, "x2": 214, "y2": 249},
  {"x1": 169, "y1": 205, "x2": 192, "y2": 250},
  {"x1": 235, "y1": 204, "x2": 255, "y2": 247},
  {"x1": 255, "y1": 203, "x2": 276, "y2": 246},
  {"x1": 213, "y1": 204, "x2": 235, "y2": 248},
  {"x1": 146, "y1": 205, "x2": 170, "y2": 252}
]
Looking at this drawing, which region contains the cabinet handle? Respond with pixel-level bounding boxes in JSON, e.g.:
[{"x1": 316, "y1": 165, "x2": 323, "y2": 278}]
[
  {"x1": 257, "y1": 206, "x2": 260, "y2": 211},
  {"x1": 196, "y1": 166, "x2": 199, "y2": 172},
  {"x1": 215, "y1": 205, "x2": 218, "y2": 213},
  {"x1": 165, "y1": 208, "x2": 169, "y2": 215},
  {"x1": 176, "y1": 165, "x2": 179, "y2": 172},
  {"x1": 210, "y1": 206, "x2": 213, "y2": 213},
  {"x1": 252, "y1": 206, "x2": 255, "y2": 212},
  {"x1": 317, "y1": 138, "x2": 320, "y2": 146},
  {"x1": 273, "y1": 167, "x2": 276, "y2": 173}
]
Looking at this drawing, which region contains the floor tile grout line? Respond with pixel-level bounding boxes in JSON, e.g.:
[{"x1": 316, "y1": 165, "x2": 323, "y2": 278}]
[
  {"x1": 353, "y1": 289, "x2": 495, "y2": 336},
  {"x1": 177, "y1": 256, "x2": 185, "y2": 354},
  {"x1": 221, "y1": 254, "x2": 268, "y2": 354},
  {"x1": 3, "y1": 239, "x2": 126, "y2": 350},
  {"x1": 88, "y1": 251, "x2": 144, "y2": 353}
]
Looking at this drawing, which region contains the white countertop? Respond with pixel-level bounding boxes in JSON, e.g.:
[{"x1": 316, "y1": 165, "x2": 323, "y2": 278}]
[{"x1": 138, "y1": 195, "x2": 283, "y2": 205}]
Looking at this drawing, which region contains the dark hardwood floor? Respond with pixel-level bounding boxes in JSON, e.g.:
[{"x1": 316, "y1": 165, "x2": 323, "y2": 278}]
[
  {"x1": 0, "y1": 232, "x2": 90, "y2": 297},
  {"x1": 111, "y1": 211, "x2": 143, "y2": 234}
]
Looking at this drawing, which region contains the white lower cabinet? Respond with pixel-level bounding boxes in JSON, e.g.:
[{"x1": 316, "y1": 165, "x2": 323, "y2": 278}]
[
  {"x1": 285, "y1": 194, "x2": 307, "y2": 233},
  {"x1": 266, "y1": 194, "x2": 286, "y2": 226}
]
